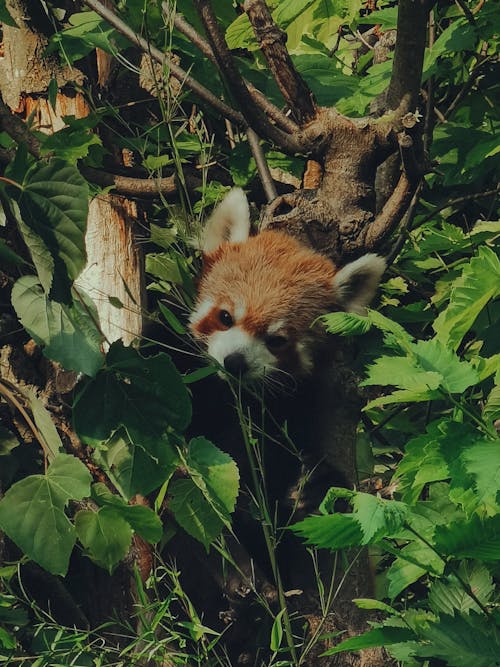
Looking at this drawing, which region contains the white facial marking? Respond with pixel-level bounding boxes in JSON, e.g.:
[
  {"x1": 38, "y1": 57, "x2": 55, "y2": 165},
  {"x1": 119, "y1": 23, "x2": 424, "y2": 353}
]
[
  {"x1": 266, "y1": 319, "x2": 286, "y2": 335},
  {"x1": 208, "y1": 326, "x2": 275, "y2": 377},
  {"x1": 189, "y1": 297, "x2": 214, "y2": 326},
  {"x1": 296, "y1": 341, "x2": 314, "y2": 375},
  {"x1": 234, "y1": 299, "x2": 246, "y2": 322}
]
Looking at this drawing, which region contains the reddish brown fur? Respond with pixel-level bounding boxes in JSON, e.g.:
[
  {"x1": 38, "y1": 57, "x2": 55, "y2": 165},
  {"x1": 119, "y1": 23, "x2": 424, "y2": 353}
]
[{"x1": 192, "y1": 230, "x2": 337, "y2": 342}]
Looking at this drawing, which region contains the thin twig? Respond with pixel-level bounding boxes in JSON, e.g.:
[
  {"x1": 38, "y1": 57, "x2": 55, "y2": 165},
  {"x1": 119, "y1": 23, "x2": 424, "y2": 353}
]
[
  {"x1": 243, "y1": 0, "x2": 317, "y2": 123},
  {"x1": 423, "y1": 9, "x2": 435, "y2": 154},
  {"x1": 83, "y1": 0, "x2": 245, "y2": 125},
  {"x1": 418, "y1": 185, "x2": 500, "y2": 225},
  {"x1": 385, "y1": 183, "x2": 423, "y2": 265},
  {"x1": 455, "y1": 0, "x2": 477, "y2": 26},
  {"x1": 192, "y1": 0, "x2": 306, "y2": 154},
  {"x1": 172, "y1": 7, "x2": 298, "y2": 134},
  {"x1": 246, "y1": 128, "x2": 277, "y2": 202}
]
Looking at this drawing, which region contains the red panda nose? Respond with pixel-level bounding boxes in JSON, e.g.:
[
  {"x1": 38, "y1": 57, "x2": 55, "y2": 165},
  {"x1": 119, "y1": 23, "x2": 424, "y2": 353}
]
[{"x1": 223, "y1": 352, "x2": 249, "y2": 376}]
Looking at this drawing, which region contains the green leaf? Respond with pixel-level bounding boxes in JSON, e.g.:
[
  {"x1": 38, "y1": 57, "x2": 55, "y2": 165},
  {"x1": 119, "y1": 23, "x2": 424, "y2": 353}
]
[
  {"x1": 74, "y1": 342, "x2": 191, "y2": 444},
  {"x1": 146, "y1": 253, "x2": 183, "y2": 284},
  {"x1": 351, "y1": 493, "x2": 409, "y2": 543},
  {"x1": 322, "y1": 626, "x2": 416, "y2": 656},
  {"x1": 428, "y1": 562, "x2": 494, "y2": 616},
  {"x1": 24, "y1": 389, "x2": 63, "y2": 460},
  {"x1": 291, "y1": 54, "x2": 358, "y2": 106},
  {"x1": 416, "y1": 612, "x2": 500, "y2": 667},
  {"x1": 0, "y1": 454, "x2": 92, "y2": 575},
  {"x1": 75, "y1": 507, "x2": 133, "y2": 573},
  {"x1": 0, "y1": 0, "x2": 17, "y2": 26},
  {"x1": 433, "y1": 247, "x2": 500, "y2": 350},
  {"x1": 186, "y1": 437, "x2": 239, "y2": 516},
  {"x1": 412, "y1": 339, "x2": 479, "y2": 393},
  {"x1": 434, "y1": 514, "x2": 500, "y2": 561},
  {"x1": 291, "y1": 513, "x2": 364, "y2": 550},
  {"x1": 91, "y1": 482, "x2": 162, "y2": 543},
  {"x1": 11, "y1": 276, "x2": 104, "y2": 376},
  {"x1": 462, "y1": 439, "x2": 500, "y2": 513},
  {"x1": 94, "y1": 428, "x2": 179, "y2": 499},
  {"x1": 321, "y1": 311, "x2": 372, "y2": 336},
  {"x1": 169, "y1": 478, "x2": 226, "y2": 548},
  {"x1": 7, "y1": 159, "x2": 89, "y2": 302},
  {"x1": 483, "y1": 377, "x2": 500, "y2": 425},
  {"x1": 270, "y1": 608, "x2": 285, "y2": 652},
  {"x1": 40, "y1": 126, "x2": 102, "y2": 162}
]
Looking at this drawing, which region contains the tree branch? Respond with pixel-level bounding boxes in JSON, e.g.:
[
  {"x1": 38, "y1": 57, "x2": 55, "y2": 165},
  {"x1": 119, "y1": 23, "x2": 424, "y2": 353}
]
[
  {"x1": 0, "y1": 96, "x2": 41, "y2": 158},
  {"x1": 192, "y1": 0, "x2": 308, "y2": 155},
  {"x1": 82, "y1": 0, "x2": 245, "y2": 125},
  {"x1": 246, "y1": 128, "x2": 277, "y2": 202},
  {"x1": 79, "y1": 166, "x2": 202, "y2": 198},
  {"x1": 386, "y1": 0, "x2": 432, "y2": 115},
  {"x1": 243, "y1": 0, "x2": 317, "y2": 123},
  {"x1": 362, "y1": 133, "x2": 423, "y2": 251},
  {"x1": 172, "y1": 8, "x2": 298, "y2": 134}
]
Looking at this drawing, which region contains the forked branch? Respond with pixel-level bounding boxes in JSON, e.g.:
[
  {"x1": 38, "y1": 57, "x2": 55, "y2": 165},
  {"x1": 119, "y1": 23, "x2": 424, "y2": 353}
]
[
  {"x1": 192, "y1": 0, "x2": 307, "y2": 154},
  {"x1": 243, "y1": 0, "x2": 317, "y2": 123}
]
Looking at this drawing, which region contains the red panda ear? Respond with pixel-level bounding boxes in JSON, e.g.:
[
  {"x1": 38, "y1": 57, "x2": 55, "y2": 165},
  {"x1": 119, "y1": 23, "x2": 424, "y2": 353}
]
[
  {"x1": 201, "y1": 188, "x2": 250, "y2": 253},
  {"x1": 332, "y1": 254, "x2": 386, "y2": 314}
]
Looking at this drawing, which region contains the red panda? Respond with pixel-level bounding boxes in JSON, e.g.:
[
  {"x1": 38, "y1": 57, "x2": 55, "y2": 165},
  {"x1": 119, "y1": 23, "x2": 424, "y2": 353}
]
[{"x1": 190, "y1": 188, "x2": 385, "y2": 380}]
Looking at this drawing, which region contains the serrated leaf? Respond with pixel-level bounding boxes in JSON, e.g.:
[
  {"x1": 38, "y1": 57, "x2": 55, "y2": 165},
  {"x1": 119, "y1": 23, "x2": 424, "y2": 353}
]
[
  {"x1": 413, "y1": 339, "x2": 479, "y2": 393},
  {"x1": 11, "y1": 276, "x2": 104, "y2": 376},
  {"x1": 291, "y1": 513, "x2": 364, "y2": 550},
  {"x1": 8, "y1": 159, "x2": 89, "y2": 302},
  {"x1": 416, "y1": 612, "x2": 500, "y2": 667},
  {"x1": 322, "y1": 626, "x2": 415, "y2": 656},
  {"x1": 433, "y1": 247, "x2": 500, "y2": 350},
  {"x1": 321, "y1": 311, "x2": 372, "y2": 336},
  {"x1": 0, "y1": 454, "x2": 91, "y2": 575},
  {"x1": 428, "y1": 562, "x2": 494, "y2": 616},
  {"x1": 75, "y1": 507, "x2": 132, "y2": 573},
  {"x1": 351, "y1": 493, "x2": 409, "y2": 543},
  {"x1": 94, "y1": 428, "x2": 179, "y2": 499},
  {"x1": 435, "y1": 514, "x2": 500, "y2": 561},
  {"x1": 169, "y1": 478, "x2": 226, "y2": 548},
  {"x1": 483, "y1": 375, "x2": 500, "y2": 425},
  {"x1": 186, "y1": 437, "x2": 239, "y2": 516},
  {"x1": 461, "y1": 440, "x2": 500, "y2": 513},
  {"x1": 73, "y1": 341, "x2": 191, "y2": 444}
]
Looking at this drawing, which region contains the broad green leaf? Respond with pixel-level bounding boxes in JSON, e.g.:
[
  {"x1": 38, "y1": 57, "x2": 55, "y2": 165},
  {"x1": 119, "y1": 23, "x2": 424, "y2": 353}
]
[
  {"x1": 40, "y1": 126, "x2": 102, "y2": 162},
  {"x1": 8, "y1": 159, "x2": 89, "y2": 302},
  {"x1": 428, "y1": 562, "x2": 494, "y2": 616},
  {"x1": 433, "y1": 247, "x2": 500, "y2": 350},
  {"x1": 94, "y1": 428, "x2": 179, "y2": 499},
  {"x1": 416, "y1": 612, "x2": 500, "y2": 667},
  {"x1": 353, "y1": 599, "x2": 399, "y2": 615},
  {"x1": 321, "y1": 311, "x2": 371, "y2": 336},
  {"x1": 75, "y1": 507, "x2": 132, "y2": 573},
  {"x1": 351, "y1": 493, "x2": 408, "y2": 543},
  {"x1": 412, "y1": 339, "x2": 479, "y2": 393},
  {"x1": 11, "y1": 276, "x2": 104, "y2": 376},
  {"x1": 322, "y1": 626, "x2": 415, "y2": 656},
  {"x1": 357, "y1": 6, "x2": 397, "y2": 28},
  {"x1": 483, "y1": 380, "x2": 500, "y2": 425},
  {"x1": 291, "y1": 513, "x2": 364, "y2": 550},
  {"x1": 186, "y1": 437, "x2": 239, "y2": 516},
  {"x1": 361, "y1": 355, "x2": 442, "y2": 391},
  {"x1": 424, "y1": 19, "x2": 478, "y2": 76},
  {"x1": 91, "y1": 482, "x2": 162, "y2": 543},
  {"x1": 291, "y1": 54, "x2": 358, "y2": 105},
  {"x1": 150, "y1": 223, "x2": 177, "y2": 249},
  {"x1": 146, "y1": 253, "x2": 182, "y2": 284},
  {"x1": 434, "y1": 514, "x2": 500, "y2": 561},
  {"x1": 0, "y1": 454, "x2": 91, "y2": 575},
  {"x1": 169, "y1": 478, "x2": 226, "y2": 548},
  {"x1": 461, "y1": 440, "x2": 500, "y2": 513},
  {"x1": 73, "y1": 342, "x2": 191, "y2": 444}
]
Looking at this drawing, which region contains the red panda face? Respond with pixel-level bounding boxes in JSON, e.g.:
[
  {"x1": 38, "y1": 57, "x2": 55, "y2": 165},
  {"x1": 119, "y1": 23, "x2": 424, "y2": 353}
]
[
  {"x1": 190, "y1": 231, "x2": 338, "y2": 379},
  {"x1": 190, "y1": 189, "x2": 385, "y2": 382}
]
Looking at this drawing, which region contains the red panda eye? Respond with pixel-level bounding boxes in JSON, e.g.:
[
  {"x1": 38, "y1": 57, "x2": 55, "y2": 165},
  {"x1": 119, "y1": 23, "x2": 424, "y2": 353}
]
[
  {"x1": 219, "y1": 309, "x2": 233, "y2": 327},
  {"x1": 265, "y1": 335, "x2": 288, "y2": 352}
]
